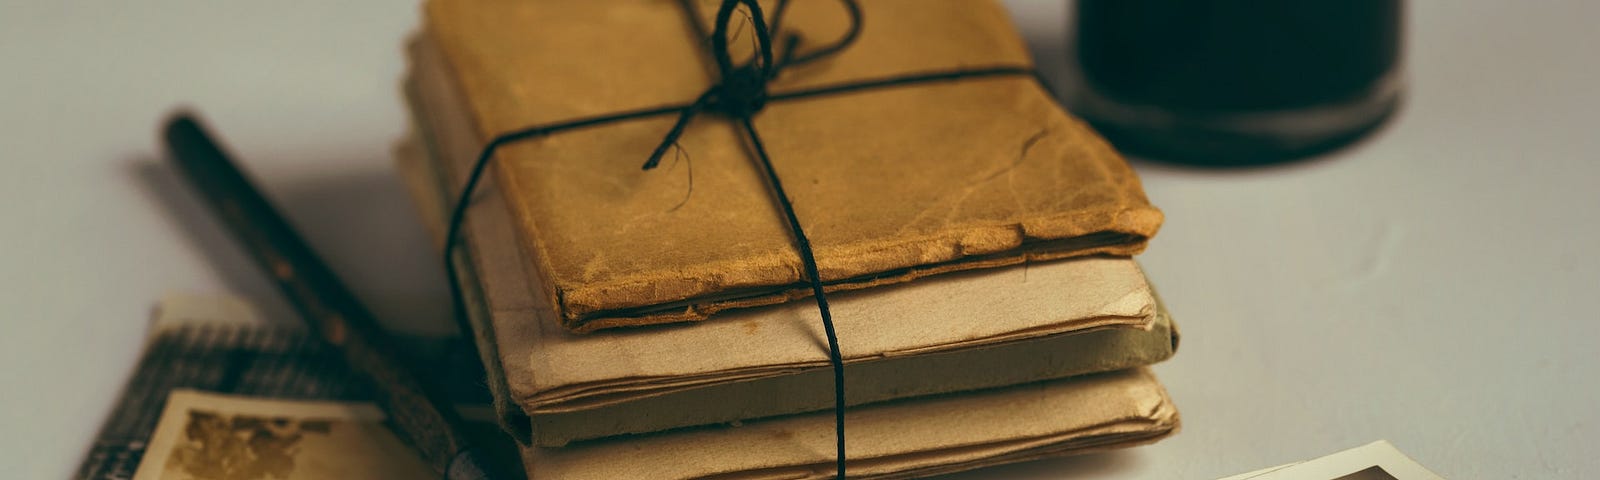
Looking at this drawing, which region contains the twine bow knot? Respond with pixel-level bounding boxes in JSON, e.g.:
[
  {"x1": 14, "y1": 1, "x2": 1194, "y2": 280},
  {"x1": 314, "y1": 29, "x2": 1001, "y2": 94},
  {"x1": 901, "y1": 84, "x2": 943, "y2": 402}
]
[{"x1": 643, "y1": 0, "x2": 855, "y2": 170}]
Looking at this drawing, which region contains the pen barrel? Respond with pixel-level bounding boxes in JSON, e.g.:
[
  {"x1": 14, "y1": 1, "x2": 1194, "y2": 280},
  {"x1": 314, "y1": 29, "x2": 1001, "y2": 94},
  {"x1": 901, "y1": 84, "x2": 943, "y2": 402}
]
[{"x1": 163, "y1": 115, "x2": 479, "y2": 476}]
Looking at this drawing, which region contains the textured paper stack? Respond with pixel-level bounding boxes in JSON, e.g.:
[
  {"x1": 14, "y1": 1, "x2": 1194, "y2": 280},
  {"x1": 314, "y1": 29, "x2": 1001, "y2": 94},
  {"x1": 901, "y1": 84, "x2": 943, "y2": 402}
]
[{"x1": 397, "y1": 0, "x2": 1180, "y2": 477}]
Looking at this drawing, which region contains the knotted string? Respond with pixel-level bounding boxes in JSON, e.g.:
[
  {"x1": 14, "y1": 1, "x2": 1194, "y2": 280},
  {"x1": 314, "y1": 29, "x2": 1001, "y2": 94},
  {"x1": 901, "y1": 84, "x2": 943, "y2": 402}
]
[{"x1": 441, "y1": 1, "x2": 1043, "y2": 477}]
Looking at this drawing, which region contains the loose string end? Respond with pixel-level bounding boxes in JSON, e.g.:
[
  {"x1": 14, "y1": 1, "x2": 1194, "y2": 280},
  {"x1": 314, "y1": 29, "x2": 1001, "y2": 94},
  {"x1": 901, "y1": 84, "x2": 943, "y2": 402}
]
[{"x1": 644, "y1": 97, "x2": 714, "y2": 170}]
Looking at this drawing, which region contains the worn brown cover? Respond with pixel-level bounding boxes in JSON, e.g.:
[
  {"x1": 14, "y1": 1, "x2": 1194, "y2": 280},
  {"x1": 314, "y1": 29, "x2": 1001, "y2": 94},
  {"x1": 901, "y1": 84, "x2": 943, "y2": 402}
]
[{"x1": 422, "y1": 0, "x2": 1163, "y2": 331}]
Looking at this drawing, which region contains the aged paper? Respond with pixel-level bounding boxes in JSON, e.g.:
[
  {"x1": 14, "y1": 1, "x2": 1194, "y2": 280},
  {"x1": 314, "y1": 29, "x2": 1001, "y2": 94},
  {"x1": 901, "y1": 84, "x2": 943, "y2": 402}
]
[
  {"x1": 396, "y1": 127, "x2": 1175, "y2": 445},
  {"x1": 1218, "y1": 441, "x2": 1445, "y2": 480},
  {"x1": 132, "y1": 390, "x2": 433, "y2": 480},
  {"x1": 523, "y1": 368, "x2": 1178, "y2": 480},
  {"x1": 421, "y1": 0, "x2": 1162, "y2": 331}
]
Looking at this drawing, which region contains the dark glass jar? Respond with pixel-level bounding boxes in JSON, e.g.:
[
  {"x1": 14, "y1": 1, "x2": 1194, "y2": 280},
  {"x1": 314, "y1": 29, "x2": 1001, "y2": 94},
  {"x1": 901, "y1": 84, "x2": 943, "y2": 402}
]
[{"x1": 1068, "y1": 0, "x2": 1404, "y2": 166}]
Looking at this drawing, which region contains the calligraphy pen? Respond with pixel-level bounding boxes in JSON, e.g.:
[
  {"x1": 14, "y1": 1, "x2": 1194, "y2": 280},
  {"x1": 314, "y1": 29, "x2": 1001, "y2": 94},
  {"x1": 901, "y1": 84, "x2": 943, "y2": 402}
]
[{"x1": 162, "y1": 112, "x2": 512, "y2": 480}]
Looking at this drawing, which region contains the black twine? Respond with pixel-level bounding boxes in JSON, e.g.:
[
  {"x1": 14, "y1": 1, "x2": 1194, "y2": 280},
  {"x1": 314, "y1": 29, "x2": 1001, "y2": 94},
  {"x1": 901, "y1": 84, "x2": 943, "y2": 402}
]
[{"x1": 441, "y1": 1, "x2": 1043, "y2": 477}]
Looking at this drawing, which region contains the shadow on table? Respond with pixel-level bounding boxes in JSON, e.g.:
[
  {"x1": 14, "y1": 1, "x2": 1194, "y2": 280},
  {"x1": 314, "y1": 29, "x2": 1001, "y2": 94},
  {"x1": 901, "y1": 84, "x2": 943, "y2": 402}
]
[{"x1": 130, "y1": 155, "x2": 454, "y2": 336}]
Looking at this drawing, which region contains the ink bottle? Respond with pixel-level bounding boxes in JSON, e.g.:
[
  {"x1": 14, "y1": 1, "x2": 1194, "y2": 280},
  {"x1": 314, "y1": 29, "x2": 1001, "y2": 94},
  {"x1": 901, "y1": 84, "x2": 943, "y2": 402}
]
[{"x1": 1069, "y1": 0, "x2": 1404, "y2": 165}]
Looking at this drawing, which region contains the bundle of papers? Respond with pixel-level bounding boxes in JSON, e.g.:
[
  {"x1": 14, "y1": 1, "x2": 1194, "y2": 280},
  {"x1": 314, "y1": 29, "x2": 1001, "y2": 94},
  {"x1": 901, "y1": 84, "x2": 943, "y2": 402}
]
[{"x1": 396, "y1": 0, "x2": 1182, "y2": 477}]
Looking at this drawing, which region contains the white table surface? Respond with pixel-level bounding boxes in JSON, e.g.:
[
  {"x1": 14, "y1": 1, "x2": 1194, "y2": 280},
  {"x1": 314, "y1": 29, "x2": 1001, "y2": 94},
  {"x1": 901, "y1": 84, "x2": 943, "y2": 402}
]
[{"x1": 3, "y1": 1, "x2": 1596, "y2": 478}]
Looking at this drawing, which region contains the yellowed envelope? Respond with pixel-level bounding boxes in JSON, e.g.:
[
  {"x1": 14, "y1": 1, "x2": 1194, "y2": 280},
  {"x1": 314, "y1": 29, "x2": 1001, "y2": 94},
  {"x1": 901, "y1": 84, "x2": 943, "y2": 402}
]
[
  {"x1": 421, "y1": 0, "x2": 1162, "y2": 331},
  {"x1": 521, "y1": 368, "x2": 1178, "y2": 480}
]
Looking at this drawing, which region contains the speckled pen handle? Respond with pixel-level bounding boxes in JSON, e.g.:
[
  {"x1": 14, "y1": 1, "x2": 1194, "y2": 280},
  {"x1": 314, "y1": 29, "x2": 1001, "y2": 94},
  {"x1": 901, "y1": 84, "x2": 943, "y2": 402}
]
[{"x1": 163, "y1": 112, "x2": 513, "y2": 480}]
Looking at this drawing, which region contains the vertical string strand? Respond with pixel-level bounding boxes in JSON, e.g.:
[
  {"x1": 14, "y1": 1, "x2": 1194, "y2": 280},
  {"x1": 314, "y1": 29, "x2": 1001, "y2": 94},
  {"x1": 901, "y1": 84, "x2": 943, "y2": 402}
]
[{"x1": 738, "y1": 117, "x2": 847, "y2": 478}]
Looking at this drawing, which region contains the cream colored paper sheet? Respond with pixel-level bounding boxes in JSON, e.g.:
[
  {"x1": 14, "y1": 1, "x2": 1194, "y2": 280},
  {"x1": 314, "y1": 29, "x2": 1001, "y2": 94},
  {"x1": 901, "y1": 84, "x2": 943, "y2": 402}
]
[{"x1": 1218, "y1": 441, "x2": 1445, "y2": 480}]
